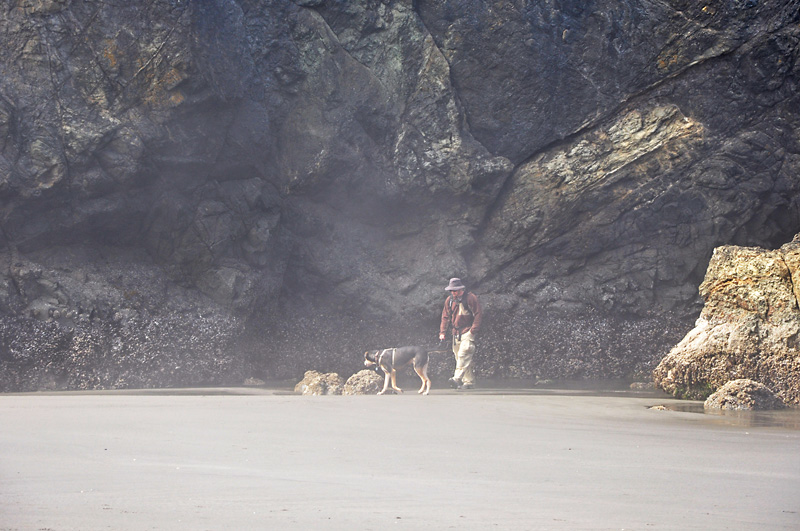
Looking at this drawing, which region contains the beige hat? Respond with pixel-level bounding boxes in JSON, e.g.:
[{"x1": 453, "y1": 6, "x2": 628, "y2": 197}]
[{"x1": 445, "y1": 278, "x2": 466, "y2": 291}]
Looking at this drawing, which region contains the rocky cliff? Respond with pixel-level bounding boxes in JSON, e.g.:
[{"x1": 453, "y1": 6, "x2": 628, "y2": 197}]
[
  {"x1": 1, "y1": 0, "x2": 799, "y2": 390},
  {"x1": 654, "y1": 233, "x2": 800, "y2": 405}
]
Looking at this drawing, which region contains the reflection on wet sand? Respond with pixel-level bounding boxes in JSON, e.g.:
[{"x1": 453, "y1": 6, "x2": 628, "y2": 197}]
[
  {"x1": 659, "y1": 401, "x2": 800, "y2": 430},
  {"x1": 13, "y1": 378, "x2": 800, "y2": 430}
]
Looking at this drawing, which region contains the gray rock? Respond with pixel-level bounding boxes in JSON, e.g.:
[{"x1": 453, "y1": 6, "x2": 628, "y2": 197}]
[
  {"x1": 704, "y1": 379, "x2": 787, "y2": 410},
  {"x1": 0, "y1": 246, "x2": 244, "y2": 392},
  {"x1": 243, "y1": 377, "x2": 266, "y2": 387}
]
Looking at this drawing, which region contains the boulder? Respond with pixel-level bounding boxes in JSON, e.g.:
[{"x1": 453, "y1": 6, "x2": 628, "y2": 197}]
[
  {"x1": 704, "y1": 379, "x2": 786, "y2": 411},
  {"x1": 654, "y1": 234, "x2": 800, "y2": 405},
  {"x1": 294, "y1": 370, "x2": 344, "y2": 396},
  {"x1": 343, "y1": 370, "x2": 384, "y2": 395}
]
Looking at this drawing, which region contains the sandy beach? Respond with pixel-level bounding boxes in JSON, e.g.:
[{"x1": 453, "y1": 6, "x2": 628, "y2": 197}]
[{"x1": 1, "y1": 386, "x2": 798, "y2": 530}]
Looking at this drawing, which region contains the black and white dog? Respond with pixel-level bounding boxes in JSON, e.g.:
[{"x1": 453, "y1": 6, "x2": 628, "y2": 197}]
[{"x1": 364, "y1": 346, "x2": 431, "y2": 395}]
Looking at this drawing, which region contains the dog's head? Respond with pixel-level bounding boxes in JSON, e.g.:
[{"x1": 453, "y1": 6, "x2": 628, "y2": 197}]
[
  {"x1": 364, "y1": 350, "x2": 378, "y2": 366},
  {"x1": 364, "y1": 350, "x2": 382, "y2": 372}
]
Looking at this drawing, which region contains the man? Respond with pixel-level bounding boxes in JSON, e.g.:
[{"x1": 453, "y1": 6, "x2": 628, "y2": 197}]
[{"x1": 439, "y1": 277, "x2": 482, "y2": 390}]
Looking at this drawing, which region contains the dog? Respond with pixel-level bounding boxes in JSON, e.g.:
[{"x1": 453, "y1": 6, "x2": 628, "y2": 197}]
[{"x1": 364, "y1": 346, "x2": 431, "y2": 395}]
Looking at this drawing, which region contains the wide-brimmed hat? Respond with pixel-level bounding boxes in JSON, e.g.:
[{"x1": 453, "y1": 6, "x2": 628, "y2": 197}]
[{"x1": 445, "y1": 277, "x2": 466, "y2": 291}]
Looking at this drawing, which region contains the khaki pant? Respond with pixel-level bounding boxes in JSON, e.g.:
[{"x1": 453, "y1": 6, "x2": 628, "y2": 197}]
[{"x1": 452, "y1": 331, "x2": 476, "y2": 385}]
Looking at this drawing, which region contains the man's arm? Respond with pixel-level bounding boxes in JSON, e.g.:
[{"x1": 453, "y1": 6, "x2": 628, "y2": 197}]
[
  {"x1": 440, "y1": 301, "x2": 450, "y2": 337},
  {"x1": 468, "y1": 294, "x2": 482, "y2": 336}
]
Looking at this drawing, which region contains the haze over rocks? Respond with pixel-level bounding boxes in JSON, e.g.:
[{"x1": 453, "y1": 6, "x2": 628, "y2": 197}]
[{"x1": 0, "y1": 1, "x2": 799, "y2": 391}]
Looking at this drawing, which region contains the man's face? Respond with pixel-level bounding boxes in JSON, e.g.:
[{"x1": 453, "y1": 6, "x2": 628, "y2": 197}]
[{"x1": 451, "y1": 289, "x2": 465, "y2": 298}]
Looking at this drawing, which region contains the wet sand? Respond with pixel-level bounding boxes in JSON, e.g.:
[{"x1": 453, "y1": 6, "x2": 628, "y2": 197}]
[{"x1": 1, "y1": 386, "x2": 799, "y2": 530}]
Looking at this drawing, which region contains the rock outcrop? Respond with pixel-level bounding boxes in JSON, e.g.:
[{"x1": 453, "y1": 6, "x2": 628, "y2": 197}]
[
  {"x1": 704, "y1": 379, "x2": 786, "y2": 410},
  {"x1": 654, "y1": 234, "x2": 800, "y2": 405},
  {"x1": 1, "y1": 1, "x2": 799, "y2": 390}
]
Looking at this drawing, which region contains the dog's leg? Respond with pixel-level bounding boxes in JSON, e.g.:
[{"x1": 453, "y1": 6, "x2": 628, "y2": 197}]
[
  {"x1": 390, "y1": 369, "x2": 403, "y2": 394},
  {"x1": 378, "y1": 371, "x2": 391, "y2": 395},
  {"x1": 414, "y1": 365, "x2": 428, "y2": 394}
]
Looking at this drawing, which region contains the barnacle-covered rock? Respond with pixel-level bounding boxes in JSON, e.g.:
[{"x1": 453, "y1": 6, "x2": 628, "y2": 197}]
[
  {"x1": 654, "y1": 235, "x2": 800, "y2": 405},
  {"x1": 294, "y1": 370, "x2": 344, "y2": 396},
  {"x1": 343, "y1": 369, "x2": 383, "y2": 395},
  {"x1": 704, "y1": 379, "x2": 786, "y2": 411}
]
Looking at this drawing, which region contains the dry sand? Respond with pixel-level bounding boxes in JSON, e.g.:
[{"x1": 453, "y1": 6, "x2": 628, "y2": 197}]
[{"x1": 1, "y1": 386, "x2": 799, "y2": 530}]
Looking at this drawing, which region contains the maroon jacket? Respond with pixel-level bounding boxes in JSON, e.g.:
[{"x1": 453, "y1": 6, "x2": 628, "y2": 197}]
[{"x1": 440, "y1": 291, "x2": 482, "y2": 338}]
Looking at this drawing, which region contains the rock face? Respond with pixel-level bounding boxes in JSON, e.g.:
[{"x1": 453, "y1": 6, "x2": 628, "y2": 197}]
[
  {"x1": 654, "y1": 234, "x2": 800, "y2": 405},
  {"x1": 704, "y1": 379, "x2": 786, "y2": 410},
  {"x1": 1, "y1": 1, "x2": 800, "y2": 390},
  {"x1": 0, "y1": 245, "x2": 244, "y2": 391}
]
